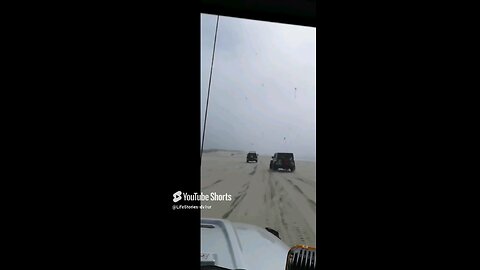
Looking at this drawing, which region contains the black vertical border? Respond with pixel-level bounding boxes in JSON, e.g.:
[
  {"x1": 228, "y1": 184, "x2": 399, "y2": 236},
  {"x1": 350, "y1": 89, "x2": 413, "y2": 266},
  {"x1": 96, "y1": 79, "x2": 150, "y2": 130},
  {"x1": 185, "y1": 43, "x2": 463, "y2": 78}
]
[{"x1": 1, "y1": 2, "x2": 203, "y2": 268}]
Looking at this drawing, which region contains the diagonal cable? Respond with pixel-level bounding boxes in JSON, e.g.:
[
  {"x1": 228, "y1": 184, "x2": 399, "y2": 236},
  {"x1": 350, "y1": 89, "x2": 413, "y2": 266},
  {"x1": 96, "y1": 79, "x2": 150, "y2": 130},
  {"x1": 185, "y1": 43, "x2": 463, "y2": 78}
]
[{"x1": 201, "y1": 15, "x2": 220, "y2": 165}]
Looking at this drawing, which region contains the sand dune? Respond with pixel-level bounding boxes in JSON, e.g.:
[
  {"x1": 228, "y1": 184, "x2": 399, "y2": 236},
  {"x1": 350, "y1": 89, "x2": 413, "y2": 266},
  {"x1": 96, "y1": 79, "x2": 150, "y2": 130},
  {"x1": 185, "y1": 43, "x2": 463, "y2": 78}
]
[{"x1": 201, "y1": 150, "x2": 316, "y2": 247}]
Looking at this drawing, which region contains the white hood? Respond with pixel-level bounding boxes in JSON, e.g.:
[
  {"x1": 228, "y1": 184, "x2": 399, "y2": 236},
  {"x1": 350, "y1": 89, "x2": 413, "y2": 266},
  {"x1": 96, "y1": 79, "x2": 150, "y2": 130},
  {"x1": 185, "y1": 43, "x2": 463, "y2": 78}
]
[{"x1": 201, "y1": 218, "x2": 290, "y2": 270}]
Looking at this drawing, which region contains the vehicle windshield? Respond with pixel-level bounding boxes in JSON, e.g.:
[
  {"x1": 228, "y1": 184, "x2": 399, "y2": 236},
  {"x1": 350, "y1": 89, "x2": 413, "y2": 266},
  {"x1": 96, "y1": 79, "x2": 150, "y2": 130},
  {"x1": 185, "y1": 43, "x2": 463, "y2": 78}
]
[{"x1": 200, "y1": 14, "x2": 316, "y2": 250}]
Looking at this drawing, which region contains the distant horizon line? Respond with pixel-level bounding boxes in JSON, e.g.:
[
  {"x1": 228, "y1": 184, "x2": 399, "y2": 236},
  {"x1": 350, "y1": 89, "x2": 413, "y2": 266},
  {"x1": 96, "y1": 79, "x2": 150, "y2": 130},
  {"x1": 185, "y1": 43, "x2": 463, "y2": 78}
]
[{"x1": 202, "y1": 148, "x2": 316, "y2": 161}]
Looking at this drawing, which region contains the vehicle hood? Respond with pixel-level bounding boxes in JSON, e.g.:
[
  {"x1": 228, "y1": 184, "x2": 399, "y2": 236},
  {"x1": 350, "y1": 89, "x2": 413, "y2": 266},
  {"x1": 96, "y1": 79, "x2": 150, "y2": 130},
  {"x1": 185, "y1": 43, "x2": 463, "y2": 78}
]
[{"x1": 201, "y1": 218, "x2": 289, "y2": 270}]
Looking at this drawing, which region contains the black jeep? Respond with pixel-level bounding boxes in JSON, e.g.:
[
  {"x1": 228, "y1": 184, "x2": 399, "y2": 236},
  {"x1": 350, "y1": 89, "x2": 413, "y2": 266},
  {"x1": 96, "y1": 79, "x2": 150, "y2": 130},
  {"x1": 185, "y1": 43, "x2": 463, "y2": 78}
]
[
  {"x1": 246, "y1": 151, "x2": 258, "y2": 163},
  {"x1": 269, "y1": 153, "x2": 295, "y2": 172}
]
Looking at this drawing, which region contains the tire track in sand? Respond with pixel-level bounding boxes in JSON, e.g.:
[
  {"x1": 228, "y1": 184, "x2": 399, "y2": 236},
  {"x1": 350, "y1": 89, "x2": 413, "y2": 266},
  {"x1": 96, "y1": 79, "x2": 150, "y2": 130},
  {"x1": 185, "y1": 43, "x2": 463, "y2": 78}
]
[
  {"x1": 285, "y1": 178, "x2": 316, "y2": 211},
  {"x1": 201, "y1": 179, "x2": 223, "y2": 190},
  {"x1": 222, "y1": 181, "x2": 250, "y2": 219}
]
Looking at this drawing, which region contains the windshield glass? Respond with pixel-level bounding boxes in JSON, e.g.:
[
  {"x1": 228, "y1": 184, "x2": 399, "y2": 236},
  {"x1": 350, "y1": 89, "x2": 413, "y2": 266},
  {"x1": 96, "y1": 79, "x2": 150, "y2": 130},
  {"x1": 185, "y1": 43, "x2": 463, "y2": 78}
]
[{"x1": 200, "y1": 14, "x2": 316, "y2": 249}]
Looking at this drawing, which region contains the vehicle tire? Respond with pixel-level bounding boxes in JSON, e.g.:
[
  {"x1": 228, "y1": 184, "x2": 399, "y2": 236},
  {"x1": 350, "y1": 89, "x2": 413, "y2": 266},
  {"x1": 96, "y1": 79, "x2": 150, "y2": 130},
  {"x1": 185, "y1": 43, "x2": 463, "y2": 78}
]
[{"x1": 291, "y1": 167, "x2": 295, "y2": 172}]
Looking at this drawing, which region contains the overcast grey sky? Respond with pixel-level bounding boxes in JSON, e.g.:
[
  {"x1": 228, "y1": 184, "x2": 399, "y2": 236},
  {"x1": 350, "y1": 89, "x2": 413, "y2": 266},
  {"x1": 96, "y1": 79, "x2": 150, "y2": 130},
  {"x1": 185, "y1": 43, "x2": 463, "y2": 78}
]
[{"x1": 201, "y1": 14, "x2": 316, "y2": 161}]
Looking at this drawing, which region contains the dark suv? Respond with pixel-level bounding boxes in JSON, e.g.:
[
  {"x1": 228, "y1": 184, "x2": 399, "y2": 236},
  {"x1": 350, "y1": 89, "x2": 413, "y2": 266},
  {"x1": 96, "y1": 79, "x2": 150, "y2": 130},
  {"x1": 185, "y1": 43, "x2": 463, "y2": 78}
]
[
  {"x1": 269, "y1": 153, "x2": 295, "y2": 172},
  {"x1": 246, "y1": 151, "x2": 258, "y2": 163}
]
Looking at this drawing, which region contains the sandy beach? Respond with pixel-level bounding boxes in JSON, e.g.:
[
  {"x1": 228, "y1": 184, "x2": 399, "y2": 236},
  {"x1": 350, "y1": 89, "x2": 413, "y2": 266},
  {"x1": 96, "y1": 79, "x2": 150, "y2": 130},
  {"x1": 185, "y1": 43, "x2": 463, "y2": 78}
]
[{"x1": 201, "y1": 150, "x2": 316, "y2": 247}]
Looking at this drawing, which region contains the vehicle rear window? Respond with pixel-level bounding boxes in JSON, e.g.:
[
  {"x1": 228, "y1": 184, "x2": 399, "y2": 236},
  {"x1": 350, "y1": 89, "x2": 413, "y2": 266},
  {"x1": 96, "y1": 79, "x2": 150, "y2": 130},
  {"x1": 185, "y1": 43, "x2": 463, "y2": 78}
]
[{"x1": 277, "y1": 153, "x2": 294, "y2": 159}]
